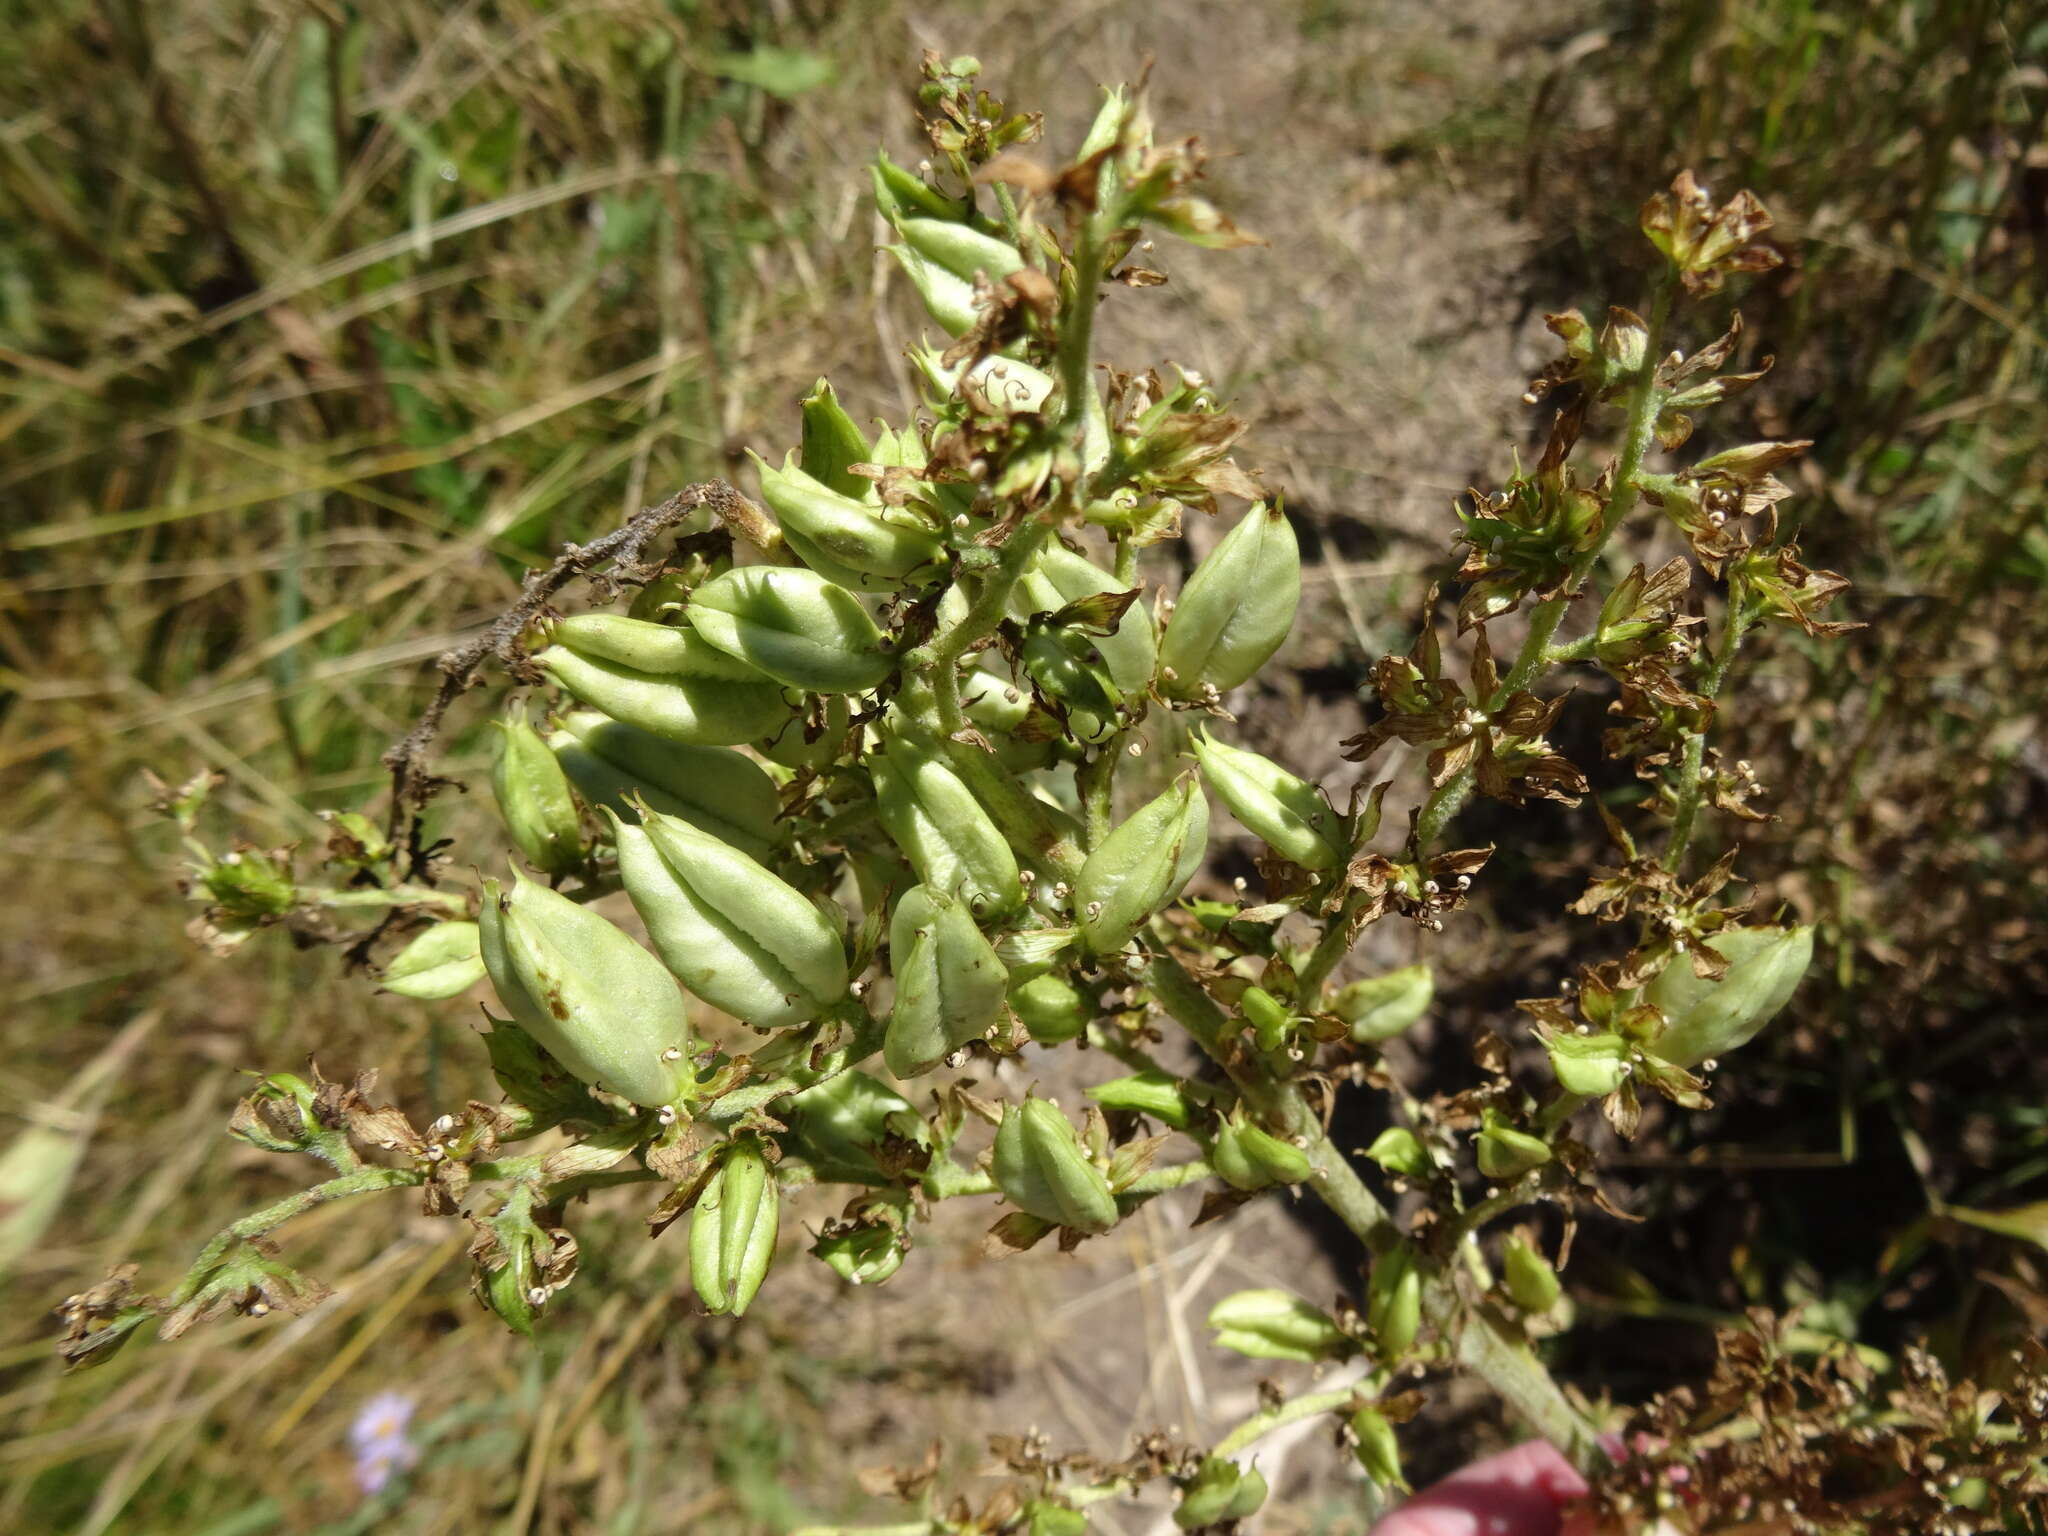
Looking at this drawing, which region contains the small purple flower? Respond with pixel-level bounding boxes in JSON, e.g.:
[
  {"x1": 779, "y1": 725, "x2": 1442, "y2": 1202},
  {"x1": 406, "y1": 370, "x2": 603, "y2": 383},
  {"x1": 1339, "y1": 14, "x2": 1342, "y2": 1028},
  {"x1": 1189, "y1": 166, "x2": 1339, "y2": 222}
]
[{"x1": 350, "y1": 1391, "x2": 420, "y2": 1496}]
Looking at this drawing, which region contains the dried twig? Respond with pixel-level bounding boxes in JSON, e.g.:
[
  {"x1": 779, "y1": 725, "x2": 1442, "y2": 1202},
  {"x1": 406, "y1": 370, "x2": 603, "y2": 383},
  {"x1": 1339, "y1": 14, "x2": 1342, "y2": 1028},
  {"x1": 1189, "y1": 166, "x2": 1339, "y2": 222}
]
[{"x1": 379, "y1": 480, "x2": 775, "y2": 878}]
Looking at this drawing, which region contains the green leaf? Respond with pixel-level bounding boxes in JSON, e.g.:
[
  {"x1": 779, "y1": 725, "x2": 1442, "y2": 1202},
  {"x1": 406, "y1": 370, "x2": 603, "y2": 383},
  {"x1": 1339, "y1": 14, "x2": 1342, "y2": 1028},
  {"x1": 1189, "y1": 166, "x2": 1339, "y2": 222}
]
[{"x1": 712, "y1": 47, "x2": 834, "y2": 98}]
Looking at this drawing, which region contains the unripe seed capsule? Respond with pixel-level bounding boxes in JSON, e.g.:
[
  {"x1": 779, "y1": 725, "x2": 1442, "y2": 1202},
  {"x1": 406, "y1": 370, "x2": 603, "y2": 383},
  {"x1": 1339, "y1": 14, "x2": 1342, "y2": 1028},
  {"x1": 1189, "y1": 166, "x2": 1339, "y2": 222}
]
[
  {"x1": 1086, "y1": 1069, "x2": 1196, "y2": 1129},
  {"x1": 897, "y1": 216, "x2": 1025, "y2": 284},
  {"x1": 1174, "y1": 1458, "x2": 1245, "y2": 1530},
  {"x1": 754, "y1": 450, "x2": 943, "y2": 586},
  {"x1": 490, "y1": 715, "x2": 586, "y2": 877},
  {"x1": 1502, "y1": 1233, "x2": 1563, "y2": 1313},
  {"x1": 991, "y1": 1098, "x2": 1118, "y2": 1233},
  {"x1": 1210, "y1": 1111, "x2": 1314, "y2": 1190},
  {"x1": 477, "y1": 873, "x2": 691, "y2": 1108},
  {"x1": 1645, "y1": 925, "x2": 1814, "y2": 1068},
  {"x1": 884, "y1": 886, "x2": 1008, "y2": 1079},
  {"x1": 1366, "y1": 1241, "x2": 1423, "y2": 1358},
  {"x1": 1350, "y1": 1406, "x2": 1406, "y2": 1489},
  {"x1": 609, "y1": 808, "x2": 848, "y2": 1030},
  {"x1": 1009, "y1": 971, "x2": 1091, "y2": 1044},
  {"x1": 871, "y1": 731, "x2": 1022, "y2": 918},
  {"x1": 885, "y1": 244, "x2": 978, "y2": 335},
  {"x1": 548, "y1": 709, "x2": 782, "y2": 861},
  {"x1": 546, "y1": 613, "x2": 768, "y2": 682},
  {"x1": 690, "y1": 1138, "x2": 778, "y2": 1316},
  {"x1": 1333, "y1": 964, "x2": 1434, "y2": 1044},
  {"x1": 1158, "y1": 502, "x2": 1301, "y2": 697},
  {"x1": 1476, "y1": 1113, "x2": 1553, "y2": 1180},
  {"x1": 1191, "y1": 730, "x2": 1345, "y2": 870},
  {"x1": 687, "y1": 566, "x2": 895, "y2": 694},
  {"x1": 796, "y1": 378, "x2": 872, "y2": 500},
  {"x1": 381, "y1": 920, "x2": 487, "y2": 1001},
  {"x1": 538, "y1": 646, "x2": 791, "y2": 747},
  {"x1": 1206, "y1": 1287, "x2": 1350, "y2": 1362},
  {"x1": 1075, "y1": 773, "x2": 1209, "y2": 954}
]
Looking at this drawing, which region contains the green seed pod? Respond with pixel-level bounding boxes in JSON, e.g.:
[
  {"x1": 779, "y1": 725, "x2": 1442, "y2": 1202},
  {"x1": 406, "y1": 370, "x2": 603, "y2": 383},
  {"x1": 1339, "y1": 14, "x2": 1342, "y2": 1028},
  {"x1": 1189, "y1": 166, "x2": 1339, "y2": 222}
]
[
  {"x1": 885, "y1": 886, "x2": 1008, "y2": 1078},
  {"x1": 1350, "y1": 1406, "x2": 1405, "y2": 1489},
  {"x1": 609, "y1": 808, "x2": 848, "y2": 1030},
  {"x1": 991, "y1": 1098, "x2": 1118, "y2": 1233},
  {"x1": 546, "y1": 613, "x2": 768, "y2": 682},
  {"x1": 915, "y1": 346, "x2": 1056, "y2": 417},
  {"x1": 548, "y1": 710, "x2": 782, "y2": 862},
  {"x1": 537, "y1": 646, "x2": 792, "y2": 747},
  {"x1": 1191, "y1": 730, "x2": 1344, "y2": 871},
  {"x1": 870, "y1": 150, "x2": 961, "y2": 224},
  {"x1": 1086, "y1": 1070, "x2": 1196, "y2": 1130},
  {"x1": 1239, "y1": 984, "x2": 1294, "y2": 1052},
  {"x1": 1542, "y1": 1029, "x2": 1630, "y2": 1096},
  {"x1": 1020, "y1": 623, "x2": 1120, "y2": 742},
  {"x1": 1158, "y1": 502, "x2": 1301, "y2": 698},
  {"x1": 490, "y1": 716, "x2": 584, "y2": 876},
  {"x1": 1206, "y1": 1288, "x2": 1349, "y2": 1363},
  {"x1": 898, "y1": 216, "x2": 1025, "y2": 284},
  {"x1": 1333, "y1": 964, "x2": 1434, "y2": 1044},
  {"x1": 477, "y1": 873, "x2": 691, "y2": 1109},
  {"x1": 754, "y1": 451, "x2": 943, "y2": 585},
  {"x1": 1476, "y1": 1111, "x2": 1554, "y2": 1180},
  {"x1": 1075, "y1": 773, "x2": 1209, "y2": 954},
  {"x1": 886, "y1": 244, "x2": 978, "y2": 335},
  {"x1": 691, "y1": 1138, "x2": 779, "y2": 1317},
  {"x1": 962, "y1": 669, "x2": 1059, "y2": 773},
  {"x1": 1363, "y1": 1127, "x2": 1432, "y2": 1179},
  {"x1": 1077, "y1": 85, "x2": 1128, "y2": 161},
  {"x1": 812, "y1": 1220, "x2": 906, "y2": 1286},
  {"x1": 1024, "y1": 1501, "x2": 1089, "y2": 1536},
  {"x1": 1502, "y1": 1233, "x2": 1562, "y2": 1313},
  {"x1": 870, "y1": 731, "x2": 1023, "y2": 918},
  {"x1": 1225, "y1": 1464, "x2": 1269, "y2": 1521},
  {"x1": 381, "y1": 920, "x2": 486, "y2": 1000},
  {"x1": 1646, "y1": 925, "x2": 1815, "y2": 1069},
  {"x1": 687, "y1": 567, "x2": 895, "y2": 695},
  {"x1": 1009, "y1": 972, "x2": 1091, "y2": 1044},
  {"x1": 1033, "y1": 544, "x2": 1156, "y2": 696},
  {"x1": 479, "y1": 1225, "x2": 540, "y2": 1337},
  {"x1": 798, "y1": 378, "x2": 871, "y2": 499},
  {"x1": 1174, "y1": 1458, "x2": 1244, "y2": 1530},
  {"x1": 782, "y1": 1070, "x2": 920, "y2": 1186},
  {"x1": 1210, "y1": 1111, "x2": 1314, "y2": 1190},
  {"x1": 1366, "y1": 1242, "x2": 1422, "y2": 1358}
]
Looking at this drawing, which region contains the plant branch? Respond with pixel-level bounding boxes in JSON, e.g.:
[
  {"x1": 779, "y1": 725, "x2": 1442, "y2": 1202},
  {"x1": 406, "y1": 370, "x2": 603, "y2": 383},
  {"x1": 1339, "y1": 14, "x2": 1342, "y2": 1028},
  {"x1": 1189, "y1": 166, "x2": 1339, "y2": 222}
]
[
  {"x1": 1412, "y1": 275, "x2": 1679, "y2": 856},
  {"x1": 1145, "y1": 944, "x2": 1602, "y2": 1465},
  {"x1": 1213, "y1": 1383, "x2": 1364, "y2": 1457},
  {"x1": 1663, "y1": 599, "x2": 1752, "y2": 872}
]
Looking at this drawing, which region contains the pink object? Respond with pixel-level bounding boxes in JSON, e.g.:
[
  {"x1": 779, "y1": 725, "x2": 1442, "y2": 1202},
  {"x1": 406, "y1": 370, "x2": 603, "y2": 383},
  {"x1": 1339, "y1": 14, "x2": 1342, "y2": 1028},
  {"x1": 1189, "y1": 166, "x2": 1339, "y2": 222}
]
[{"x1": 1368, "y1": 1440, "x2": 1591, "y2": 1536}]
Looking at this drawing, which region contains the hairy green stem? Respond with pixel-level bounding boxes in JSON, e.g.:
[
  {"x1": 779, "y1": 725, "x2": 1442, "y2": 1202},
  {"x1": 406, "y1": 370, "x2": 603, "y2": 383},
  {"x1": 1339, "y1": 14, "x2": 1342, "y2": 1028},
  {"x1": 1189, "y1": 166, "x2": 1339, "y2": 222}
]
[
  {"x1": 172, "y1": 1166, "x2": 423, "y2": 1305},
  {"x1": 1213, "y1": 1384, "x2": 1365, "y2": 1457},
  {"x1": 1296, "y1": 891, "x2": 1366, "y2": 1004},
  {"x1": 1662, "y1": 601, "x2": 1752, "y2": 872}
]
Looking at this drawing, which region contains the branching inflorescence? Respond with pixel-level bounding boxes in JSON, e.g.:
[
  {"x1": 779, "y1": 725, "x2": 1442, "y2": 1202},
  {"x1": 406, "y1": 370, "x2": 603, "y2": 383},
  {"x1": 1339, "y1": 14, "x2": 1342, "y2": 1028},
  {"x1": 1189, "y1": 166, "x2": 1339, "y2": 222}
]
[{"x1": 81, "y1": 54, "x2": 2046, "y2": 1536}]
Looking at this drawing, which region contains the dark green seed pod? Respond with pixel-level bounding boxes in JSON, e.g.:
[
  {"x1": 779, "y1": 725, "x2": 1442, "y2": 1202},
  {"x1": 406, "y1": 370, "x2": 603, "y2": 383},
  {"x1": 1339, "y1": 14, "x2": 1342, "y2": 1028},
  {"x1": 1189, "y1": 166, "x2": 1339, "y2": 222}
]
[
  {"x1": 1075, "y1": 773, "x2": 1208, "y2": 954},
  {"x1": 991, "y1": 1098, "x2": 1118, "y2": 1233},
  {"x1": 1158, "y1": 502, "x2": 1300, "y2": 698},
  {"x1": 687, "y1": 566, "x2": 895, "y2": 694},
  {"x1": 884, "y1": 886, "x2": 1008, "y2": 1078}
]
